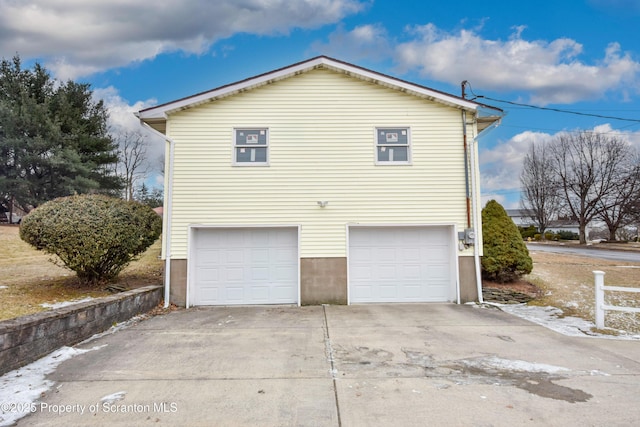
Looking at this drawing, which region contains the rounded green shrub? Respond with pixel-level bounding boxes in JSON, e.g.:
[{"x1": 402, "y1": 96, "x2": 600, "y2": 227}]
[
  {"x1": 481, "y1": 200, "x2": 533, "y2": 283},
  {"x1": 20, "y1": 195, "x2": 162, "y2": 284},
  {"x1": 518, "y1": 225, "x2": 538, "y2": 240}
]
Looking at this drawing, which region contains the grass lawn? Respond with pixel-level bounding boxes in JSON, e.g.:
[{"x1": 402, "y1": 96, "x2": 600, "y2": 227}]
[
  {"x1": 523, "y1": 249, "x2": 640, "y2": 334},
  {"x1": 0, "y1": 225, "x2": 163, "y2": 321}
]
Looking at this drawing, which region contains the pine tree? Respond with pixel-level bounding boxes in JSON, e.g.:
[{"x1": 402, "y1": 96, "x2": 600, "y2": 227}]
[{"x1": 0, "y1": 55, "x2": 122, "y2": 213}]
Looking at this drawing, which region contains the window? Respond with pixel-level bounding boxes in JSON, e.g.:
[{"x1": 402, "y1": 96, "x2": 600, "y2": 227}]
[
  {"x1": 376, "y1": 127, "x2": 410, "y2": 164},
  {"x1": 234, "y1": 128, "x2": 268, "y2": 165}
]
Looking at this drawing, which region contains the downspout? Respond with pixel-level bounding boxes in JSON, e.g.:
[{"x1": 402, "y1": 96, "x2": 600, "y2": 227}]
[
  {"x1": 469, "y1": 115, "x2": 503, "y2": 304},
  {"x1": 461, "y1": 82, "x2": 471, "y2": 229},
  {"x1": 139, "y1": 119, "x2": 175, "y2": 309},
  {"x1": 467, "y1": 113, "x2": 483, "y2": 304}
]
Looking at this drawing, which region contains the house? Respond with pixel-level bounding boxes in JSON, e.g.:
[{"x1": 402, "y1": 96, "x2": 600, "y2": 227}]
[
  {"x1": 507, "y1": 209, "x2": 586, "y2": 237},
  {"x1": 546, "y1": 216, "x2": 585, "y2": 236},
  {"x1": 136, "y1": 56, "x2": 502, "y2": 307},
  {"x1": 506, "y1": 209, "x2": 536, "y2": 228}
]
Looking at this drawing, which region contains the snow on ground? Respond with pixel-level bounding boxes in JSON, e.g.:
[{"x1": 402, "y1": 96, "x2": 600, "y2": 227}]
[
  {"x1": 40, "y1": 297, "x2": 94, "y2": 309},
  {"x1": 487, "y1": 303, "x2": 640, "y2": 340},
  {"x1": 461, "y1": 356, "x2": 570, "y2": 374},
  {"x1": 0, "y1": 315, "x2": 146, "y2": 427},
  {"x1": 99, "y1": 391, "x2": 127, "y2": 405},
  {"x1": 0, "y1": 345, "x2": 104, "y2": 427}
]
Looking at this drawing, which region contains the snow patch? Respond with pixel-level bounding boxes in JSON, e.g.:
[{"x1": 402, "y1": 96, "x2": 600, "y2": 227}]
[
  {"x1": 40, "y1": 297, "x2": 94, "y2": 309},
  {"x1": 492, "y1": 303, "x2": 640, "y2": 340},
  {"x1": 0, "y1": 345, "x2": 105, "y2": 427},
  {"x1": 100, "y1": 391, "x2": 127, "y2": 404},
  {"x1": 462, "y1": 356, "x2": 570, "y2": 374},
  {"x1": 0, "y1": 314, "x2": 147, "y2": 427}
]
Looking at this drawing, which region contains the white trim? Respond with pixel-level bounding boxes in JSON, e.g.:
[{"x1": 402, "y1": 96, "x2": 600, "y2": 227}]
[
  {"x1": 187, "y1": 224, "x2": 301, "y2": 307},
  {"x1": 346, "y1": 223, "x2": 458, "y2": 304},
  {"x1": 138, "y1": 56, "x2": 488, "y2": 122},
  {"x1": 452, "y1": 225, "x2": 461, "y2": 304}
]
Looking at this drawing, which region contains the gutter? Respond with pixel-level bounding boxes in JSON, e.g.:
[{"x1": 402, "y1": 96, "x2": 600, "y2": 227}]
[{"x1": 138, "y1": 118, "x2": 175, "y2": 309}]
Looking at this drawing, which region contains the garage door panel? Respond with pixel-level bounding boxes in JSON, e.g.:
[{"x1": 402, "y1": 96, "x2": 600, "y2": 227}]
[
  {"x1": 226, "y1": 287, "x2": 244, "y2": 303},
  {"x1": 379, "y1": 284, "x2": 398, "y2": 298},
  {"x1": 378, "y1": 264, "x2": 397, "y2": 279},
  {"x1": 251, "y1": 248, "x2": 269, "y2": 262},
  {"x1": 349, "y1": 246, "x2": 372, "y2": 264},
  {"x1": 251, "y1": 266, "x2": 269, "y2": 281},
  {"x1": 198, "y1": 286, "x2": 219, "y2": 304},
  {"x1": 402, "y1": 264, "x2": 421, "y2": 280},
  {"x1": 274, "y1": 265, "x2": 297, "y2": 281},
  {"x1": 349, "y1": 226, "x2": 453, "y2": 303},
  {"x1": 192, "y1": 228, "x2": 298, "y2": 305}
]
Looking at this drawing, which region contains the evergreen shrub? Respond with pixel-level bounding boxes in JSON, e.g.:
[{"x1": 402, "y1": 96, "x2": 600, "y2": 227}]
[
  {"x1": 20, "y1": 195, "x2": 162, "y2": 284},
  {"x1": 481, "y1": 200, "x2": 533, "y2": 283}
]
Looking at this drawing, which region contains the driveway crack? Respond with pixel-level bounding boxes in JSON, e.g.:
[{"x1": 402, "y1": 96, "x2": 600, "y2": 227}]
[{"x1": 322, "y1": 304, "x2": 342, "y2": 427}]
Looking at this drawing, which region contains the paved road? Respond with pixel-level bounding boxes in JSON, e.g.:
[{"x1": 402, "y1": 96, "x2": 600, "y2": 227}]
[
  {"x1": 527, "y1": 242, "x2": 640, "y2": 263},
  {"x1": 11, "y1": 304, "x2": 640, "y2": 426}
]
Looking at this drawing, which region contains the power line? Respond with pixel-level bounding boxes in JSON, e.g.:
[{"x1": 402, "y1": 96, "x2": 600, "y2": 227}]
[{"x1": 473, "y1": 95, "x2": 640, "y2": 123}]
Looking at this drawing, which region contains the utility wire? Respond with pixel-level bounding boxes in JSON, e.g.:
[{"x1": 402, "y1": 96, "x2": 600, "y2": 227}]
[
  {"x1": 461, "y1": 81, "x2": 640, "y2": 123},
  {"x1": 473, "y1": 95, "x2": 640, "y2": 123}
]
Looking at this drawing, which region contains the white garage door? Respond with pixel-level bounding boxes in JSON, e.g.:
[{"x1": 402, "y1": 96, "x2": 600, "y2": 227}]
[
  {"x1": 191, "y1": 228, "x2": 298, "y2": 305},
  {"x1": 349, "y1": 226, "x2": 454, "y2": 303}
]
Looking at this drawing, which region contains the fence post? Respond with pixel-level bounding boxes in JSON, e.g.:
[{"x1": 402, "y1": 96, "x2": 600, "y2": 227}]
[{"x1": 593, "y1": 270, "x2": 606, "y2": 329}]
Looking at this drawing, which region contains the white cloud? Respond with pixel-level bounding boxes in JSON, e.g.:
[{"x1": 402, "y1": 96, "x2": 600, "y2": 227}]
[
  {"x1": 396, "y1": 25, "x2": 640, "y2": 105},
  {"x1": 311, "y1": 23, "x2": 392, "y2": 60},
  {"x1": 316, "y1": 23, "x2": 640, "y2": 105},
  {"x1": 0, "y1": 0, "x2": 366, "y2": 80},
  {"x1": 93, "y1": 87, "x2": 165, "y2": 177},
  {"x1": 480, "y1": 130, "x2": 552, "y2": 193},
  {"x1": 479, "y1": 126, "x2": 640, "y2": 208}
]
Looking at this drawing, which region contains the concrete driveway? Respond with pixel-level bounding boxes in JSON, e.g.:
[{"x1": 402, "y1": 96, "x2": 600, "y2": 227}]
[{"x1": 15, "y1": 304, "x2": 640, "y2": 426}]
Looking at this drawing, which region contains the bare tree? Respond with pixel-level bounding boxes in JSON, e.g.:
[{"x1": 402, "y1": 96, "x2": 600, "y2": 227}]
[
  {"x1": 596, "y1": 158, "x2": 640, "y2": 240},
  {"x1": 551, "y1": 131, "x2": 633, "y2": 244},
  {"x1": 116, "y1": 131, "x2": 150, "y2": 201},
  {"x1": 520, "y1": 141, "x2": 561, "y2": 238}
]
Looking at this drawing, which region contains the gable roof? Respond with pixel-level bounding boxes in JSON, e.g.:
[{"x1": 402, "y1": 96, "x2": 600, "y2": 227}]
[{"x1": 136, "y1": 55, "x2": 503, "y2": 134}]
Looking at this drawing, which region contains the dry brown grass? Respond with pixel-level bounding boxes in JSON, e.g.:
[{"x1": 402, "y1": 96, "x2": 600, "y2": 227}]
[
  {"x1": 0, "y1": 225, "x2": 163, "y2": 321},
  {"x1": 525, "y1": 249, "x2": 640, "y2": 333}
]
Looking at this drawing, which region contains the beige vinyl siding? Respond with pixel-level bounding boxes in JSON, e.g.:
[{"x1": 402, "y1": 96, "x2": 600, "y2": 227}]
[{"x1": 167, "y1": 68, "x2": 472, "y2": 258}]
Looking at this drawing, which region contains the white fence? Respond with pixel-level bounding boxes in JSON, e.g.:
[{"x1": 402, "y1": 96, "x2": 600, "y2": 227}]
[{"x1": 593, "y1": 270, "x2": 640, "y2": 329}]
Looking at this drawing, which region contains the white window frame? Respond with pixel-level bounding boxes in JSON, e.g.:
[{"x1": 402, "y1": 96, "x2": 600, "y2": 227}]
[
  {"x1": 375, "y1": 127, "x2": 411, "y2": 165},
  {"x1": 233, "y1": 128, "x2": 269, "y2": 166}
]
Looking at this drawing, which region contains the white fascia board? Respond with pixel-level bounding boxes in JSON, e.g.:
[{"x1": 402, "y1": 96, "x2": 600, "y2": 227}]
[{"x1": 137, "y1": 56, "x2": 485, "y2": 121}]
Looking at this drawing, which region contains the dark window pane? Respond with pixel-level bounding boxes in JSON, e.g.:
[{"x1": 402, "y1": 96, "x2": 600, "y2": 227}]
[
  {"x1": 377, "y1": 146, "x2": 408, "y2": 162},
  {"x1": 377, "y1": 128, "x2": 408, "y2": 145},
  {"x1": 236, "y1": 147, "x2": 267, "y2": 163},
  {"x1": 236, "y1": 129, "x2": 267, "y2": 145}
]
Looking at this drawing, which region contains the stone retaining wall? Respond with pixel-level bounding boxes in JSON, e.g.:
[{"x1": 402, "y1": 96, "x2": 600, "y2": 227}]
[{"x1": 0, "y1": 285, "x2": 162, "y2": 376}]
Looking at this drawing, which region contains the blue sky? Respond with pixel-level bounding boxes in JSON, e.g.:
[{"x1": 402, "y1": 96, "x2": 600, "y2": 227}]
[{"x1": 1, "y1": 0, "x2": 640, "y2": 207}]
